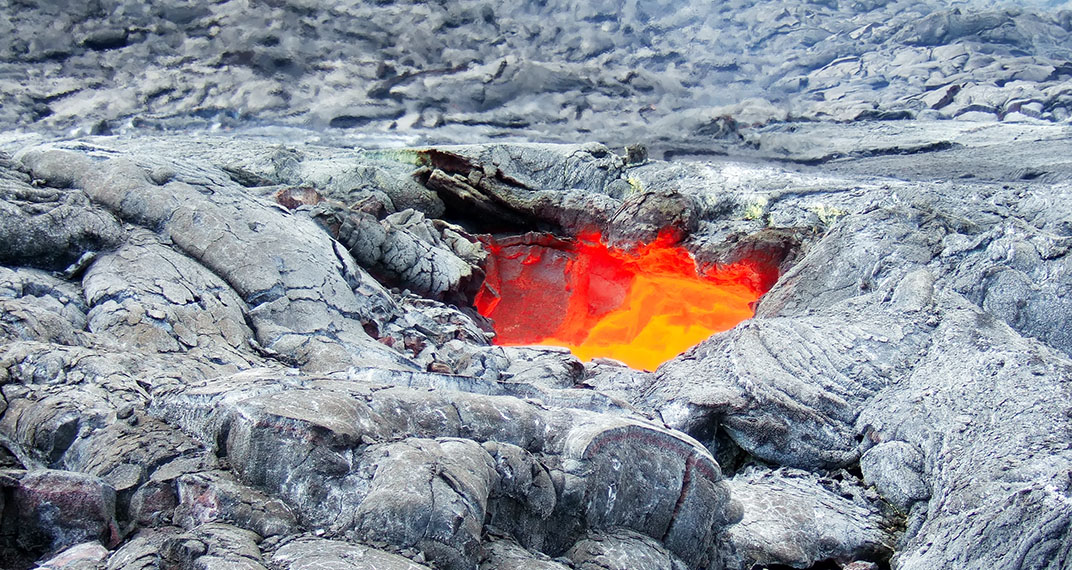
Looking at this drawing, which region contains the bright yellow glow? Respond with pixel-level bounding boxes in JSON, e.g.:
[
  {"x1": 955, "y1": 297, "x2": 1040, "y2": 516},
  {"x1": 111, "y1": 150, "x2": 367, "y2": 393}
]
[{"x1": 475, "y1": 232, "x2": 774, "y2": 371}]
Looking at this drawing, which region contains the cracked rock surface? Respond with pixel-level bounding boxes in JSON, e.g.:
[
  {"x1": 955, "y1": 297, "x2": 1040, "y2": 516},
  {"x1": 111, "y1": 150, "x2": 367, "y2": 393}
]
[
  {"x1": 2, "y1": 0, "x2": 1071, "y2": 156},
  {"x1": 0, "y1": 123, "x2": 1068, "y2": 570},
  {"x1": 1, "y1": 2, "x2": 1072, "y2": 565}
]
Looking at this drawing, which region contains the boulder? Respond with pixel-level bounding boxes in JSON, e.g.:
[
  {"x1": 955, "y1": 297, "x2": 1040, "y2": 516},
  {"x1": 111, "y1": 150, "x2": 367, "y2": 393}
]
[
  {"x1": 14, "y1": 470, "x2": 120, "y2": 553},
  {"x1": 721, "y1": 467, "x2": 893, "y2": 569},
  {"x1": 567, "y1": 529, "x2": 689, "y2": 570},
  {"x1": 270, "y1": 535, "x2": 433, "y2": 570},
  {"x1": 36, "y1": 541, "x2": 109, "y2": 570},
  {"x1": 159, "y1": 523, "x2": 267, "y2": 570}
]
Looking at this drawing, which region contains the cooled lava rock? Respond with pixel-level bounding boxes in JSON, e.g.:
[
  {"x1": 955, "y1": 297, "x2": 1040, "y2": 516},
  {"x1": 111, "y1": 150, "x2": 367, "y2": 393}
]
[
  {"x1": 2, "y1": 1, "x2": 1072, "y2": 569},
  {"x1": 0, "y1": 127, "x2": 1070, "y2": 569}
]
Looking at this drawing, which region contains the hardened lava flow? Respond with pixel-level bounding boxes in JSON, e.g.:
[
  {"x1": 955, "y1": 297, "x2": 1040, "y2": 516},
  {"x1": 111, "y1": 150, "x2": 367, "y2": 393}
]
[{"x1": 475, "y1": 231, "x2": 779, "y2": 371}]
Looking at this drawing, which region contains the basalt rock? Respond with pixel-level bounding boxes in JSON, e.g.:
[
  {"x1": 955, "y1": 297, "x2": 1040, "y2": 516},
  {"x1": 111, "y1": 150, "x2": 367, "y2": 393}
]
[
  {"x1": 719, "y1": 466, "x2": 894, "y2": 569},
  {"x1": 0, "y1": 267, "x2": 89, "y2": 347},
  {"x1": 36, "y1": 540, "x2": 110, "y2": 570},
  {"x1": 0, "y1": 153, "x2": 125, "y2": 272},
  {"x1": 418, "y1": 143, "x2": 627, "y2": 234},
  {"x1": 641, "y1": 126, "x2": 1072, "y2": 568},
  {"x1": 566, "y1": 528, "x2": 690, "y2": 570},
  {"x1": 18, "y1": 146, "x2": 411, "y2": 374},
  {"x1": 148, "y1": 367, "x2": 737, "y2": 570},
  {"x1": 173, "y1": 470, "x2": 297, "y2": 538},
  {"x1": 0, "y1": 124, "x2": 1070, "y2": 570},
  {"x1": 331, "y1": 208, "x2": 486, "y2": 306},
  {"x1": 479, "y1": 538, "x2": 570, "y2": 570},
  {"x1": 13, "y1": 469, "x2": 121, "y2": 554},
  {"x1": 3, "y1": 1, "x2": 1071, "y2": 148},
  {"x1": 270, "y1": 535, "x2": 434, "y2": 570},
  {"x1": 158, "y1": 522, "x2": 267, "y2": 570}
]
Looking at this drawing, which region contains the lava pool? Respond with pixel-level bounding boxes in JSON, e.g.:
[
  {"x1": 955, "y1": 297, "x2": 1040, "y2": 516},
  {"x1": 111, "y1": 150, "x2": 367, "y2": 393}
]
[{"x1": 474, "y1": 232, "x2": 776, "y2": 371}]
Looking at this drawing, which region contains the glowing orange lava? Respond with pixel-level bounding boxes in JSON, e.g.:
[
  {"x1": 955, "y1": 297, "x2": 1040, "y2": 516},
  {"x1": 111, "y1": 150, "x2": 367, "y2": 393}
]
[{"x1": 475, "y1": 231, "x2": 775, "y2": 371}]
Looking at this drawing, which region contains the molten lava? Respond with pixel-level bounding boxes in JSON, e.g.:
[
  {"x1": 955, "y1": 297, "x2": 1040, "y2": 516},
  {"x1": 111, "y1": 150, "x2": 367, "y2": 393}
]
[{"x1": 475, "y1": 232, "x2": 775, "y2": 371}]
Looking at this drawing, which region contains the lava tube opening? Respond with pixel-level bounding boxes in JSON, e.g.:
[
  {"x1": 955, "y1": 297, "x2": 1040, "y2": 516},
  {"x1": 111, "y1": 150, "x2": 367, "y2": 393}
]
[{"x1": 474, "y1": 231, "x2": 778, "y2": 371}]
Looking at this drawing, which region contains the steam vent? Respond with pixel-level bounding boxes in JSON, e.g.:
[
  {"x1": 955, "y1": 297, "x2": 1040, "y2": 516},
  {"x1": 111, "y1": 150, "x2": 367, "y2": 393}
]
[{"x1": 3, "y1": 1, "x2": 1072, "y2": 570}]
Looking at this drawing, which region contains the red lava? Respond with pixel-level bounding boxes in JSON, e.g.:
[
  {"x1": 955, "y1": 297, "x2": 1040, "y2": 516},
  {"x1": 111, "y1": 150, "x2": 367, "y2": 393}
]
[{"x1": 475, "y1": 231, "x2": 775, "y2": 371}]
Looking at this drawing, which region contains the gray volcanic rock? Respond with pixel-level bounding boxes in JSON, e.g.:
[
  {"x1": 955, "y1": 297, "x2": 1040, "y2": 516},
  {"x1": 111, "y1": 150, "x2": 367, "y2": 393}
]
[
  {"x1": 81, "y1": 232, "x2": 255, "y2": 362},
  {"x1": 720, "y1": 466, "x2": 894, "y2": 569},
  {"x1": 0, "y1": 152, "x2": 125, "y2": 273},
  {"x1": 148, "y1": 366, "x2": 737, "y2": 569},
  {"x1": 18, "y1": 145, "x2": 411, "y2": 373},
  {"x1": 859, "y1": 441, "x2": 930, "y2": 514},
  {"x1": 635, "y1": 122, "x2": 1072, "y2": 568},
  {"x1": 859, "y1": 295, "x2": 1072, "y2": 569},
  {"x1": 270, "y1": 535, "x2": 434, "y2": 570},
  {"x1": 650, "y1": 287, "x2": 931, "y2": 469},
  {"x1": 158, "y1": 522, "x2": 267, "y2": 570},
  {"x1": 173, "y1": 470, "x2": 297, "y2": 538},
  {"x1": 0, "y1": 118, "x2": 1071, "y2": 570},
  {"x1": 330, "y1": 208, "x2": 486, "y2": 305},
  {"x1": 567, "y1": 528, "x2": 690, "y2": 570},
  {"x1": 479, "y1": 538, "x2": 571, "y2": 570},
  {"x1": 0, "y1": 267, "x2": 89, "y2": 347},
  {"x1": 13, "y1": 469, "x2": 120, "y2": 554},
  {"x1": 104, "y1": 527, "x2": 182, "y2": 570},
  {"x1": 36, "y1": 540, "x2": 110, "y2": 570},
  {"x1": 0, "y1": 9, "x2": 1070, "y2": 570},
  {"x1": 2, "y1": 1, "x2": 1070, "y2": 152},
  {"x1": 418, "y1": 143, "x2": 628, "y2": 234}
]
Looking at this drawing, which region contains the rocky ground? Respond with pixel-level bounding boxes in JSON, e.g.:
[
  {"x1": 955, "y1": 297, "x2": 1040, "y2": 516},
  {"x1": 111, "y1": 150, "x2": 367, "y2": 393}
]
[
  {"x1": 2, "y1": 1, "x2": 1072, "y2": 569},
  {"x1": 2, "y1": 0, "x2": 1072, "y2": 153},
  {"x1": 1, "y1": 121, "x2": 1070, "y2": 570}
]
